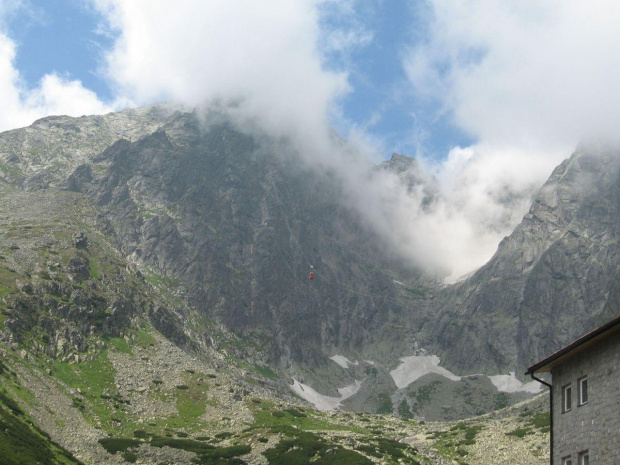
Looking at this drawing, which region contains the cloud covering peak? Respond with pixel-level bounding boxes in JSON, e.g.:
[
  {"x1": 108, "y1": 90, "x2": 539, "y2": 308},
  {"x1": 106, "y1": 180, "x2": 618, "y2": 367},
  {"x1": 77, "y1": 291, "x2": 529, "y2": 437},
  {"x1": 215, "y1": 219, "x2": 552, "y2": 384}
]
[
  {"x1": 93, "y1": 0, "x2": 349, "y2": 154},
  {"x1": 1, "y1": 1, "x2": 620, "y2": 280},
  {"x1": 406, "y1": 0, "x2": 620, "y2": 150}
]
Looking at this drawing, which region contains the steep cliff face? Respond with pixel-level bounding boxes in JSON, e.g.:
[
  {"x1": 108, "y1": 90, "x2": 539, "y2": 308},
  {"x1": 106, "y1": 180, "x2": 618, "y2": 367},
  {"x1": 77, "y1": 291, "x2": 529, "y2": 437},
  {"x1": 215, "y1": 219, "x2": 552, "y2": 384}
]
[
  {"x1": 0, "y1": 184, "x2": 193, "y2": 365},
  {"x1": 424, "y1": 143, "x2": 620, "y2": 375},
  {"x1": 2, "y1": 104, "x2": 620, "y2": 390},
  {"x1": 64, "y1": 111, "x2": 431, "y2": 374},
  {"x1": 0, "y1": 105, "x2": 175, "y2": 190}
]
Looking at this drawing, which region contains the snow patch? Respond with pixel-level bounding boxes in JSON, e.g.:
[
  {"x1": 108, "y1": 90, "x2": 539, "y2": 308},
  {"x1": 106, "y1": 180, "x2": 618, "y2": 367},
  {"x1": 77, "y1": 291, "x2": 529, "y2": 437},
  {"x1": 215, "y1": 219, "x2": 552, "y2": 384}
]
[
  {"x1": 488, "y1": 372, "x2": 542, "y2": 394},
  {"x1": 290, "y1": 379, "x2": 362, "y2": 411},
  {"x1": 329, "y1": 355, "x2": 357, "y2": 369},
  {"x1": 337, "y1": 381, "x2": 362, "y2": 399},
  {"x1": 390, "y1": 355, "x2": 461, "y2": 389}
]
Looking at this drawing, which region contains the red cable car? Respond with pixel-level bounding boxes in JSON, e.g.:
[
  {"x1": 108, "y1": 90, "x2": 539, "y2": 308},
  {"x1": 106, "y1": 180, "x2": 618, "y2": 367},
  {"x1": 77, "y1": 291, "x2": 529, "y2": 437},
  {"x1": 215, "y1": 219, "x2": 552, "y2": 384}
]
[{"x1": 308, "y1": 265, "x2": 314, "y2": 280}]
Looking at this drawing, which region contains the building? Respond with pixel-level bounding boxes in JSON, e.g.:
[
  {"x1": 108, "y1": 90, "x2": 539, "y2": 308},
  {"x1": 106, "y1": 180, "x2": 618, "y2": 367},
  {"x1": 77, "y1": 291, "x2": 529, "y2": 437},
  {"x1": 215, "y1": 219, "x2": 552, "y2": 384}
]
[{"x1": 526, "y1": 314, "x2": 620, "y2": 465}]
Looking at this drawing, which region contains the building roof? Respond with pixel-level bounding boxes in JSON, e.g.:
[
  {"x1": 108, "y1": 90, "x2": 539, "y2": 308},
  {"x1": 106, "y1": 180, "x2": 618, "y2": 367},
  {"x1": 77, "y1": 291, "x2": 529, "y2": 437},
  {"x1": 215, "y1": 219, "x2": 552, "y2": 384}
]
[{"x1": 526, "y1": 314, "x2": 620, "y2": 375}]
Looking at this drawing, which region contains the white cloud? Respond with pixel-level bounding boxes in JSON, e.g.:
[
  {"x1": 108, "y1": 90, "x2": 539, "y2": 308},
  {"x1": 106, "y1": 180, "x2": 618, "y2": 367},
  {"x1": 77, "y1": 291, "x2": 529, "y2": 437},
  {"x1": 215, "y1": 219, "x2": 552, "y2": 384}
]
[
  {"x1": 3, "y1": 1, "x2": 614, "y2": 280},
  {"x1": 87, "y1": 0, "x2": 577, "y2": 280},
  {"x1": 406, "y1": 0, "x2": 620, "y2": 149},
  {"x1": 0, "y1": 0, "x2": 25, "y2": 26},
  {"x1": 391, "y1": 0, "x2": 620, "y2": 278},
  {"x1": 0, "y1": 33, "x2": 27, "y2": 129},
  {"x1": 92, "y1": 0, "x2": 349, "y2": 156},
  {"x1": 23, "y1": 73, "x2": 112, "y2": 117},
  {"x1": 317, "y1": 0, "x2": 374, "y2": 56},
  {"x1": 0, "y1": 27, "x2": 113, "y2": 131}
]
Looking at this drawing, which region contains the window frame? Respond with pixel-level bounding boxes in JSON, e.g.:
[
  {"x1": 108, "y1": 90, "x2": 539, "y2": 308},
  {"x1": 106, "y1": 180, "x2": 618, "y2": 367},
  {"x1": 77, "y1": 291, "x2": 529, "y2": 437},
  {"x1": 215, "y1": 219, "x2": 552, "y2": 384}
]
[
  {"x1": 578, "y1": 450, "x2": 589, "y2": 465},
  {"x1": 561, "y1": 456, "x2": 573, "y2": 465},
  {"x1": 562, "y1": 383, "x2": 572, "y2": 413},
  {"x1": 578, "y1": 376, "x2": 588, "y2": 406}
]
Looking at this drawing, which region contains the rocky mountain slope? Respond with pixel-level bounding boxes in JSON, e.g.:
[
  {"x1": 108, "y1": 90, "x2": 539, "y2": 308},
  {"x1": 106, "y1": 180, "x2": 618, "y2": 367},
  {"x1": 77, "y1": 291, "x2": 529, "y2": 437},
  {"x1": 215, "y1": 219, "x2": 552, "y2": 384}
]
[
  {"x1": 1, "y1": 104, "x2": 618, "y2": 462},
  {"x1": 423, "y1": 143, "x2": 620, "y2": 375},
  {"x1": 1, "y1": 323, "x2": 550, "y2": 464},
  {"x1": 60, "y1": 110, "x2": 434, "y2": 377},
  {"x1": 0, "y1": 179, "x2": 547, "y2": 462}
]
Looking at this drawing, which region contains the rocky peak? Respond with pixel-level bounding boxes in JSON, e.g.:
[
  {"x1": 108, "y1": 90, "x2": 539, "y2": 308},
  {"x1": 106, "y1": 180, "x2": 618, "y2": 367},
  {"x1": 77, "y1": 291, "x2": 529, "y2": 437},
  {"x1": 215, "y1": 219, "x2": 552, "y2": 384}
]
[
  {"x1": 423, "y1": 143, "x2": 620, "y2": 375},
  {"x1": 0, "y1": 104, "x2": 179, "y2": 189},
  {"x1": 382, "y1": 153, "x2": 418, "y2": 173}
]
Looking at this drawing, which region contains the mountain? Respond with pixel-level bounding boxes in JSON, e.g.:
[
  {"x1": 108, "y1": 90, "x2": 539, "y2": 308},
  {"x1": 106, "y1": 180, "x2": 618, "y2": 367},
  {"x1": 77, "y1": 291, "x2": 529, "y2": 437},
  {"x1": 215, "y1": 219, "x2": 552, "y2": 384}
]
[
  {"x1": 0, "y1": 104, "x2": 618, "y2": 462},
  {"x1": 63, "y1": 110, "x2": 434, "y2": 378},
  {"x1": 423, "y1": 143, "x2": 620, "y2": 375}
]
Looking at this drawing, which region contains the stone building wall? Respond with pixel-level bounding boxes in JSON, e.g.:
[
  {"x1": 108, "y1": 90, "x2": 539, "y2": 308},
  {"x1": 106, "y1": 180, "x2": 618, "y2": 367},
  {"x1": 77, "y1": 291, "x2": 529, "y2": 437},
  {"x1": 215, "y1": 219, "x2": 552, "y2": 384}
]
[{"x1": 552, "y1": 334, "x2": 620, "y2": 464}]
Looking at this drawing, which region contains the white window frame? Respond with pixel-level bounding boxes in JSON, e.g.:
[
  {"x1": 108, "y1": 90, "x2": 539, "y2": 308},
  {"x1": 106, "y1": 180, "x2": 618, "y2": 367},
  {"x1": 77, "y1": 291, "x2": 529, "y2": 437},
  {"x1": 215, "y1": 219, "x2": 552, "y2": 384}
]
[
  {"x1": 562, "y1": 456, "x2": 573, "y2": 465},
  {"x1": 578, "y1": 450, "x2": 589, "y2": 465},
  {"x1": 562, "y1": 383, "x2": 572, "y2": 413},
  {"x1": 578, "y1": 376, "x2": 588, "y2": 406}
]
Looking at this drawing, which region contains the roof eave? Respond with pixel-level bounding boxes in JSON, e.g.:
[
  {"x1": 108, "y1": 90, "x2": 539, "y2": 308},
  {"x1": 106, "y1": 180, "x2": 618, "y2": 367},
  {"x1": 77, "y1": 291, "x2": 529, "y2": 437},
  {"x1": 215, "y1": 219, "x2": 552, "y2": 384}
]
[{"x1": 526, "y1": 314, "x2": 620, "y2": 375}]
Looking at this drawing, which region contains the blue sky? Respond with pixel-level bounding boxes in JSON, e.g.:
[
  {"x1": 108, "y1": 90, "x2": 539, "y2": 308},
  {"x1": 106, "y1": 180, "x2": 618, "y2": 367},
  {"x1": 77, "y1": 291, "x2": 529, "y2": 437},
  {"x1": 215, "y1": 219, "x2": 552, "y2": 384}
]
[
  {"x1": 1, "y1": 0, "x2": 618, "y2": 163},
  {"x1": 9, "y1": 1, "x2": 113, "y2": 100},
  {"x1": 1, "y1": 0, "x2": 474, "y2": 160},
  {"x1": 1, "y1": 0, "x2": 619, "y2": 277},
  {"x1": 320, "y1": 0, "x2": 475, "y2": 158}
]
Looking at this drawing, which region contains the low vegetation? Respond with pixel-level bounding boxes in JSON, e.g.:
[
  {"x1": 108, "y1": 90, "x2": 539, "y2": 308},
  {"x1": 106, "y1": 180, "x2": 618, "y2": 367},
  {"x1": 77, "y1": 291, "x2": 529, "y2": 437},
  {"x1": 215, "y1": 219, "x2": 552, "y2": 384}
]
[
  {"x1": 0, "y1": 387, "x2": 83, "y2": 465},
  {"x1": 506, "y1": 411, "x2": 550, "y2": 437}
]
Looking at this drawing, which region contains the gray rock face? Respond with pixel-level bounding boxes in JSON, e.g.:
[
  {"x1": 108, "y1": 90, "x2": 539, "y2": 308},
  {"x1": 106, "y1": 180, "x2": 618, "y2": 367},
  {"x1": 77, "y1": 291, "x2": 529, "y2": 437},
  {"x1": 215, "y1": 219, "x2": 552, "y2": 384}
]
[
  {"x1": 63, "y1": 111, "x2": 429, "y2": 374},
  {"x1": 0, "y1": 105, "x2": 177, "y2": 189},
  {"x1": 424, "y1": 143, "x2": 620, "y2": 375},
  {"x1": 2, "y1": 104, "x2": 620, "y2": 388},
  {"x1": 0, "y1": 187, "x2": 151, "y2": 360}
]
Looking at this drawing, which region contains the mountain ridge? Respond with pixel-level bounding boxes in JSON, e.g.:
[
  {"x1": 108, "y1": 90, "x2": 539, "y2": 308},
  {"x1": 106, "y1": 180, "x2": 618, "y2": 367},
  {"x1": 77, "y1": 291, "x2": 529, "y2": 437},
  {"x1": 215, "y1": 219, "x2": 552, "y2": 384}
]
[
  {"x1": 9, "y1": 104, "x2": 614, "y2": 462},
  {"x1": 422, "y1": 143, "x2": 620, "y2": 375},
  {"x1": 1, "y1": 105, "x2": 617, "y2": 420}
]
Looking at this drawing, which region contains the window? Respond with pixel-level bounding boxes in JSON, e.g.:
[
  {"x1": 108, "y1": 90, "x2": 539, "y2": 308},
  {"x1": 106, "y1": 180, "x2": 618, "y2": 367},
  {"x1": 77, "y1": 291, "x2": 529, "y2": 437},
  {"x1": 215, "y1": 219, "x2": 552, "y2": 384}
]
[
  {"x1": 562, "y1": 383, "x2": 572, "y2": 412},
  {"x1": 578, "y1": 450, "x2": 589, "y2": 465},
  {"x1": 562, "y1": 456, "x2": 573, "y2": 465},
  {"x1": 578, "y1": 376, "x2": 588, "y2": 405}
]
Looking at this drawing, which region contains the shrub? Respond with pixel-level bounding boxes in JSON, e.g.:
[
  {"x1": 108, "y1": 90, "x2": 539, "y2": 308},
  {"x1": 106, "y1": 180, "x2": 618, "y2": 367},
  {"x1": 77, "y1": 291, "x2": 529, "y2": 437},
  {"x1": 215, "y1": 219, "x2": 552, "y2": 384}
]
[
  {"x1": 463, "y1": 425, "x2": 483, "y2": 442},
  {"x1": 530, "y1": 412, "x2": 550, "y2": 429},
  {"x1": 98, "y1": 438, "x2": 142, "y2": 454},
  {"x1": 150, "y1": 437, "x2": 215, "y2": 453},
  {"x1": 263, "y1": 431, "x2": 372, "y2": 465},
  {"x1": 377, "y1": 438, "x2": 408, "y2": 458},
  {"x1": 150, "y1": 437, "x2": 249, "y2": 465},
  {"x1": 0, "y1": 401, "x2": 67, "y2": 465},
  {"x1": 0, "y1": 391, "x2": 24, "y2": 416},
  {"x1": 123, "y1": 451, "x2": 138, "y2": 463},
  {"x1": 284, "y1": 408, "x2": 307, "y2": 418},
  {"x1": 505, "y1": 428, "x2": 531, "y2": 438}
]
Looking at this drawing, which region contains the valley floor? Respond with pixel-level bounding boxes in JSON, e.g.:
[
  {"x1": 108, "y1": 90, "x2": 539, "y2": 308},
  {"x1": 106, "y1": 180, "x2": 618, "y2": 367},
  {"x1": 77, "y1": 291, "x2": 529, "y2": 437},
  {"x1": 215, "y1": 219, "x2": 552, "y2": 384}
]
[{"x1": 1, "y1": 328, "x2": 549, "y2": 465}]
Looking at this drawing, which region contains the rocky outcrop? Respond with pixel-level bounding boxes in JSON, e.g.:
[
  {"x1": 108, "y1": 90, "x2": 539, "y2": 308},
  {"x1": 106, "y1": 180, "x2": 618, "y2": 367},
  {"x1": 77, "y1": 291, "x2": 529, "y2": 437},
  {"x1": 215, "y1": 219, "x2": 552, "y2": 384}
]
[
  {"x1": 65, "y1": 112, "x2": 430, "y2": 376},
  {"x1": 0, "y1": 105, "x2": 176, "y2": 189},
  {"x1": 3, "y1": 103, "x2": 620, "y2": 408},
  {"x1": 0, "y1": 186, "x2": 186, "y2": 364},
  {"x1": 424, "y1": 143, "x2": 620, "y2": 375}
]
